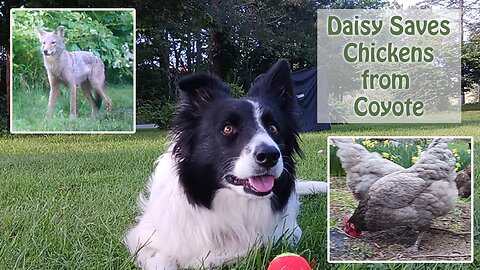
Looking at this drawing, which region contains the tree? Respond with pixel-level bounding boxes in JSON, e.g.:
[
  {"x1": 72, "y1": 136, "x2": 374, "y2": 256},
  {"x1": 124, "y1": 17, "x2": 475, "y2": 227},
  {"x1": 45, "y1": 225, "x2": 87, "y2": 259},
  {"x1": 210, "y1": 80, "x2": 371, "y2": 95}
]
[
  {"x1": 418, "y1": 0, "x2": 480, "y2": 41},
  {"x1": 417, "y1": 0, "x2": 480, "y2": 103},
  {"x1": 462, "y1": 28, "x2": 480, "y2": 97}
]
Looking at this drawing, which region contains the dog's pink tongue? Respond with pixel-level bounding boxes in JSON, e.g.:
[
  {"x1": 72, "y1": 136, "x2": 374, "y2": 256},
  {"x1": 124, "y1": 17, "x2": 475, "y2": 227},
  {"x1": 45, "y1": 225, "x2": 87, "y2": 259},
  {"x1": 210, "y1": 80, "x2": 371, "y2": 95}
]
[{"x1": 248, "y1": 176, "x2": 274, "y2": 193}]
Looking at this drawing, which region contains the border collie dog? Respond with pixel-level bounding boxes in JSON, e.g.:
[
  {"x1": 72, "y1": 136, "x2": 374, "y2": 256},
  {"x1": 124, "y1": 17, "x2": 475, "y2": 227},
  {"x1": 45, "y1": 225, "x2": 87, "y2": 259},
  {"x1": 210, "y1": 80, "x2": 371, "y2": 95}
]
[{"x1": 124, "y1": 60, "x2": 326, "y2": 270}]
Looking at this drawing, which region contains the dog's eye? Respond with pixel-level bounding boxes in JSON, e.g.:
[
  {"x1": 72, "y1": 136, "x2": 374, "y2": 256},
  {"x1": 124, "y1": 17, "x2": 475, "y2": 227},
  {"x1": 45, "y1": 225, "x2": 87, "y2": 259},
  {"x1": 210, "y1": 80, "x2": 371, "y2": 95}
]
[
  {"x1": 51, "y1": 41, "x2": 56, "y2": 45},
  {"x1": 269, "y1": 125, "x2": 278, "y2": 134},
  {"x1": 42, "y1": 42, "x2": 45, "y2": 45},
  {"x1": 222, "y1": 124, "x2": 236, "y2": 136}
]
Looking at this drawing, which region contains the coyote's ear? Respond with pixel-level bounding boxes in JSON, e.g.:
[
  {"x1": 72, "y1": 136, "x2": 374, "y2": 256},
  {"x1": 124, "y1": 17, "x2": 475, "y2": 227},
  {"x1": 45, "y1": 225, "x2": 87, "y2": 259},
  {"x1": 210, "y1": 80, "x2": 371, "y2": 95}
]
[
  {"x1": 36, "y1": 27, "x2": 45, "y2": 38},
  {"x1": 248, "y1": 59, "x2": 294, "y2": 110},
  {"x1": 55, "y1": 26, "x2": 64, "y2": 37},
  {"x1": 177, "y1": 73, "x2": 230, "y2": 111}
]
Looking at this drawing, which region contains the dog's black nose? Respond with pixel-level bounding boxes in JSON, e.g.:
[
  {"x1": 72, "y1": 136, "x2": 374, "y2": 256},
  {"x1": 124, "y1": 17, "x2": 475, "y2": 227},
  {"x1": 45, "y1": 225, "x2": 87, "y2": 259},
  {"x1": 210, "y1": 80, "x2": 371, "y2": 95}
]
[
  {"x1": 43, "y1": 50, "x2": 49, "y2": 55},
  {"x1": 254, "y1": 145, "x2": 280, "y2": 168}
]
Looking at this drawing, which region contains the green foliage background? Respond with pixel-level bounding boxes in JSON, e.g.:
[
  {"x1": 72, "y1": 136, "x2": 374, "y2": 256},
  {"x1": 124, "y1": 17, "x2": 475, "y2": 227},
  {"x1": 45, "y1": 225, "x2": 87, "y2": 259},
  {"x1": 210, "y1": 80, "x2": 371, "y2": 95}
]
[
  {"x1": 12, "y1": 10, "x2": 134, "y2": 90},
  {"x1": 463, "y1": 33, "x2": 480, "y2": 90}
]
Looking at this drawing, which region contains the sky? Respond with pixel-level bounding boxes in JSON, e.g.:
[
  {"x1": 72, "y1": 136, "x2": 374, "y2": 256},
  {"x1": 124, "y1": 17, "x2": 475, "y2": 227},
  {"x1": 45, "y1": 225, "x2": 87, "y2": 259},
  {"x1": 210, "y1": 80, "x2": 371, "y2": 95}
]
[
  {"x1": 392, "y1": 0, "x2": 479, "y2": 39},
  {"x1": 394, "y1": 0, "x2": 423, "y2": 7}
]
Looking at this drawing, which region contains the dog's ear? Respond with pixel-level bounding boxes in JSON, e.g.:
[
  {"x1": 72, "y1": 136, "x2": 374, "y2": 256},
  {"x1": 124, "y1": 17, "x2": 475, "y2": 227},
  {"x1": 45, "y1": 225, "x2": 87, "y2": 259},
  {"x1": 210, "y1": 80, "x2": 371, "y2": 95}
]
[
  {"x1": 55, "y1": 26, "x2": 64, "y2": 37},
  {"x1": 177, "y1": 73, "x2": 230, "y2": 110},
  {"x1": 248, "y1": 59, "x2": 294, "y2": 110},
  {"x1": 36, "y1": 27, "x2": 45, "y2": 38}
]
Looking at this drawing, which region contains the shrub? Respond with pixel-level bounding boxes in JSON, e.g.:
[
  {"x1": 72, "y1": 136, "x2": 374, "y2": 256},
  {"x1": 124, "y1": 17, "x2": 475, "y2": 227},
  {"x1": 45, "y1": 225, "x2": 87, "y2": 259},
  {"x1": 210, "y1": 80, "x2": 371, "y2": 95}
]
[
  {"x1": 137, "y1": 82, "x2": 246, "y2": 130},
  {"x1": 0, "y1": 94, "x2": 7, "y2": 134},
  {"x1": 137, "y1": 99, "x2": 177, "y2": 129},
  {"x1": 0, "y1": 112, "x2": 7, "y2": 134},
  {"x1": 230, "y1": 82, "x2": 245, "y2": 98}
]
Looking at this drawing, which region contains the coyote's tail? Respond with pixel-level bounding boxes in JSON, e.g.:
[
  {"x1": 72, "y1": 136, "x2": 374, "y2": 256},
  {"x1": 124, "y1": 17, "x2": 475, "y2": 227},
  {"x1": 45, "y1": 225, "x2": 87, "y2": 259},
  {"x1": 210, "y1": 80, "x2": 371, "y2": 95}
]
[
  {"x1": 295, "y1": 180, "x2": 327, "y2": 195},
  {"x1": 94, "y1": 92, "x2": 103, "y2": 109}
]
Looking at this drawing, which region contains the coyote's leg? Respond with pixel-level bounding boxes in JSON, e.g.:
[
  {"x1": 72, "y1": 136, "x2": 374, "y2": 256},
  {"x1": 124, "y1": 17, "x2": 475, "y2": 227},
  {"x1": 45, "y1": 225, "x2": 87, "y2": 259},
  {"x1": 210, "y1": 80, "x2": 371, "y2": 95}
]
[
  {"x1": 97, "y1": 88, "x2": 112, "y2": 113},
  {"x1": 46, "y1": 79, "x2": 60, "y2": 119},
  {"x1": 80, "y1": 82, "x2": 99, "y2": 117},
  {"x1": 68, "y1": 83, "x2": 78, "y2": 119}
]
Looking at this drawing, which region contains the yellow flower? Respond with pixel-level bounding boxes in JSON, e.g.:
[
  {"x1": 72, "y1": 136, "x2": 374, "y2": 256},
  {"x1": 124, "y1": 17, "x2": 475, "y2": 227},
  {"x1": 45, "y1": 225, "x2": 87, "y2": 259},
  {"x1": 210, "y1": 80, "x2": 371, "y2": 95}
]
[
  {"x1": 383, "y1": 140, "x2": 389, "y2": 146},
  {"x1": 455, "y1": 163, "x2": 461, "y2": 172},
  {"x1": 452, "y1": 148, "x2": 458, "y2": 153},
  {"x1": 412, "y1": 156, "x2": 419, "y2": 163},
  {"x1": 362, "y1": 139, "x2": 375, "y2": 148},
  {"x1": 382, "y1": 152, "x2": 390, "y2": 158}
]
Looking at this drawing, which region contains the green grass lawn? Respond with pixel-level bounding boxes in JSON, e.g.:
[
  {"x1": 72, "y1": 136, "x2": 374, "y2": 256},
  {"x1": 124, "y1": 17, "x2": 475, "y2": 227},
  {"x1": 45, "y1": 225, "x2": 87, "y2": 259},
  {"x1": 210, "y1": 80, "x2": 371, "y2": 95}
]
[
  {"x1": 11, "y1": 83, "x2": 134, "y2": 133},
  {"x1": 0, "y1": 111, "x2": 479, "y2": 269}
]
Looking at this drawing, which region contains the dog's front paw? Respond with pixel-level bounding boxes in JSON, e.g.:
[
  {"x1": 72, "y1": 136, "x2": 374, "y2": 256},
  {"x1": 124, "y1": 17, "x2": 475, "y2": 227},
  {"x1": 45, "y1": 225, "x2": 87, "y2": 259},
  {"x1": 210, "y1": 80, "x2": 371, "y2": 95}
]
[{"x1": 138, "y1": 250, "x2": 178, "y2": 270}]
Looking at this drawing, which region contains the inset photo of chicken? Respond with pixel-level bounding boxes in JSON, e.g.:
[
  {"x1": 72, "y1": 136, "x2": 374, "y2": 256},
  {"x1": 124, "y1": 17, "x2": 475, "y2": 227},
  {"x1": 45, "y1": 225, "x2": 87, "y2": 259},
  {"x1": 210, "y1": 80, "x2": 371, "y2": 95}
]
[{"x1": 327, "y1": 137, "x2": 473, "y2": 263}]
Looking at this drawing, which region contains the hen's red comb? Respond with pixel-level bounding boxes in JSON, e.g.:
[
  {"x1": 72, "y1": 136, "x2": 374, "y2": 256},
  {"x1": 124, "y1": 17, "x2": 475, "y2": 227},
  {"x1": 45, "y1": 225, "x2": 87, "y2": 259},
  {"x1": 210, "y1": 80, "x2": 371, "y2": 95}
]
[{"x1": 342, "y1": 215, "x2": 362, "y2": 237}]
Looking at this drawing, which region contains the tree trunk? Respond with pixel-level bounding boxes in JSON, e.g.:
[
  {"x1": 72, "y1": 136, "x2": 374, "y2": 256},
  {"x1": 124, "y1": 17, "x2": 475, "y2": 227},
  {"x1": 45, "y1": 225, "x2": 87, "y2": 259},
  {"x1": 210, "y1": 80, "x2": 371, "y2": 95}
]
[
  {"x1": 6, "y1": 50, "x2": 10, "y2": 120},
  {"x1": 208, "y1": 31, "x2": 227, "y2": 79},
  {"x1": 163, "y1": 29, "x2": 173, "y2": 95},
  {"x1": 186, "y1": 33, "x2": 193, "y2": 73},
  {"x1": 195, "y1": 31, "x2": 203, "y2": 72},
  {"x1": 477, "y1": 85, "x2": 480, "y2": 103},
  {"x1": 460, "y1": 0, "x2": 464, "y2": 42}
]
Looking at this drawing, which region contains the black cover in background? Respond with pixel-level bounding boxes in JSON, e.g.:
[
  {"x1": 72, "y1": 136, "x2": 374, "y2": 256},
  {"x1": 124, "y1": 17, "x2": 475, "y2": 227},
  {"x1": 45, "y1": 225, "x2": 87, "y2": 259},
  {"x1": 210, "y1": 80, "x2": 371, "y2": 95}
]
[{"x1": 292, "y1": 67, "x2": 331, "y2": 132}]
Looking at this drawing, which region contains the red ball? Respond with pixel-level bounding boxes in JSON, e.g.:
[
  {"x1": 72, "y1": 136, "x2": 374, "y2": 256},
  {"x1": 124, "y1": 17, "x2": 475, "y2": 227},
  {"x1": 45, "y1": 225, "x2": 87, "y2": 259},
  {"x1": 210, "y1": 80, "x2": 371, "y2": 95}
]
[{"x1": 267, "y1": 253, "x2": 312, "y2": 270}]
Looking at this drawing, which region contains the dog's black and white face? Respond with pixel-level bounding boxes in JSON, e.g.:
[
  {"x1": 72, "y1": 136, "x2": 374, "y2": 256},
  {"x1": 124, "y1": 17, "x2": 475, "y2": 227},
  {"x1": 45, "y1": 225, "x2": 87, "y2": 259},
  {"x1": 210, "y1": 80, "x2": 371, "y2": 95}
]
[{"x1": 171, "y1": 60, "x2": 301, "y2": 211}]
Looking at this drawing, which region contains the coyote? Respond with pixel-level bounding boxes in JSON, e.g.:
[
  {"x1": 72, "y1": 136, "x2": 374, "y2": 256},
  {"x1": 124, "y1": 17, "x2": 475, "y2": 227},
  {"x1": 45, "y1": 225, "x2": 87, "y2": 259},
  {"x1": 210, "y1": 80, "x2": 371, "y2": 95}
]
[{"x1": 36, "y1": 26, "x2": 112, "y2": 119}]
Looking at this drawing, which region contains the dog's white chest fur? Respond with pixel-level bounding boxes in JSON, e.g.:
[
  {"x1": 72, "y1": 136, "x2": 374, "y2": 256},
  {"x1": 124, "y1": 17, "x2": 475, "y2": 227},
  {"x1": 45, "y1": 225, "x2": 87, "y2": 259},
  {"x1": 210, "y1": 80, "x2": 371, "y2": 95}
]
[{"x1": 124, "y1": 152, "x2": 301, "y2": 270}]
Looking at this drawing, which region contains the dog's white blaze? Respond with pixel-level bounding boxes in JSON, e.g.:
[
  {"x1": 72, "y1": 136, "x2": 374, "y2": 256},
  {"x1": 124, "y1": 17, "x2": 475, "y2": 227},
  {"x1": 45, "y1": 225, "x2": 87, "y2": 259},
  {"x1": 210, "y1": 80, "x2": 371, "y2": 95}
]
[
  {"x1": 232, "y1": 101, "x2": 283, "y2": 180},
  {"x1": 232, "y1": 133, "x2": 283, "y2": 179},
  {"x1": 124, "y1": 151, "x2": 302, "y2": 270}
]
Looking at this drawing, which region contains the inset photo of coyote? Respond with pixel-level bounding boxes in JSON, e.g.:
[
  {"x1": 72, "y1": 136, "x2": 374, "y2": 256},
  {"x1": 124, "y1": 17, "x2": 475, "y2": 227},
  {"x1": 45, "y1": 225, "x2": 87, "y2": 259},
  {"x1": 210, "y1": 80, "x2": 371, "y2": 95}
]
[
  {"x1": 37, "y1": 26, "x2": 112, "y2": 119},
  {"x1": 11, "y1": 9, "x2": 135, "y2": 133}
]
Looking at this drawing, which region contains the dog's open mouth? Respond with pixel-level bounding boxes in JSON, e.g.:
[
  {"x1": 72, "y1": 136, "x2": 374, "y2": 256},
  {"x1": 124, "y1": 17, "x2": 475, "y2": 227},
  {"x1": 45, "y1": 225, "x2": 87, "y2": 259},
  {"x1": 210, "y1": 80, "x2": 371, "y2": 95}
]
[{"x1": 226, "y1": 175, "x2": 275, "y2": 196}]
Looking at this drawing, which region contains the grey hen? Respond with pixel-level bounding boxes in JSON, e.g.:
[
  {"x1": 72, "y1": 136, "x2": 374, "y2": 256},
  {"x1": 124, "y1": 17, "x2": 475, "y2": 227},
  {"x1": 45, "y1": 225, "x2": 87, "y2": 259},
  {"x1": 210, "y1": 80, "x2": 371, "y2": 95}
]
[{"x1": 343, "y1": 138, "x2": 458, "y2": 252}]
